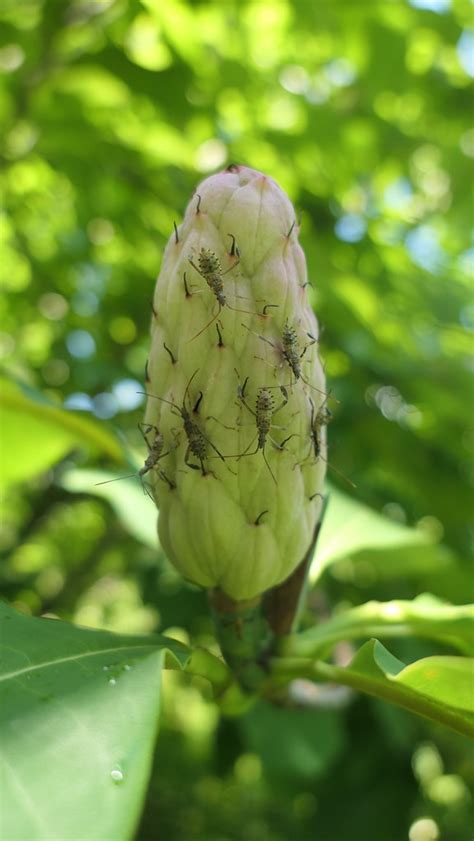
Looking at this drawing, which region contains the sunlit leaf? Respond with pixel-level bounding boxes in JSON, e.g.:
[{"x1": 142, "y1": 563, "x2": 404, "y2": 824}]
[
  {"x1": 312, "y1": 486, "x2": 439, "y2": 581},
  {"x1": 288, "y1": 594, "x2": 474, "y2": 657},
  {"x1": 316, "y1": 640, "x2": 474, "y2": 738},
  {"x1": 0, "y1": 378, "x2": 122, "y2": 486},
  {"x1": 395, "y1": 656, "x2": 474, "y2": 713}
]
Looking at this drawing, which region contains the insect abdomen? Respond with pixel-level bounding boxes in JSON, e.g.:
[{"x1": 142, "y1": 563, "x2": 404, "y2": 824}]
[
  {"x1": 255, "y1": 390, "x2": 273, "y2": 440},
  {"x1": 183, "y1": 414, "x2": 207, "y2": 460},
  {"x1": 282, "y1": 324, "x2": 301, "y2": 379}
]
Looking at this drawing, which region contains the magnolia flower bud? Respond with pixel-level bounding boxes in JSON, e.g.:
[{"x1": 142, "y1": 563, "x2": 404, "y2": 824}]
[{"x1": 144, "y1": 165, "x2": 327, "y2": 602}]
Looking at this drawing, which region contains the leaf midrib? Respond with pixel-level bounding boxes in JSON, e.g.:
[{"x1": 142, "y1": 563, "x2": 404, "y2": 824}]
[{"x1": 0, "y1": 643, "x2": 160, "y2": 683}]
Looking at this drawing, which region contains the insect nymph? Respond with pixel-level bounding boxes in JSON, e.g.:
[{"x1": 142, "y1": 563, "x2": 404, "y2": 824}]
[
  {"x1": 191, "y1": 248, "x2": 229, "y2": 308},
  {"x1": 232, "y1": 373, "x2": 292, "y2": 484},
  {"x1": 144, "y1": 369, "x2": 226, "y2": 476},
  {"x1": 96, "y1": 423, "x2": 175, "y2": 492},
  {"x1": 187, "y1": 240, "x2": 257, "y2": 341},
  {"x1": 299, "y1": 395, "x2": 355, "y2": 488},
  {"x1": 307, "y1": 396, "x2": 332, "y2": 461},
  {"x1": 242, "y1": 319, "x2": 326, "y2": 395}
]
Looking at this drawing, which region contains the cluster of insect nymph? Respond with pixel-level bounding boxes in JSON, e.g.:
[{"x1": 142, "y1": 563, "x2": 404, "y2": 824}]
[{"x1": 99, "y1": 194, "x2": 353, "y2": 502}]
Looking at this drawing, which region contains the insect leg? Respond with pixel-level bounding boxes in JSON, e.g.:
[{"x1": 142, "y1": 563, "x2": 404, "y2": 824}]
[
  {"x1": 299, "y1": 332, "x2": 318, "y2": 360},
  {"x1": 202, "y1": 436, "x2": 226, "y2": 463},
  {"x1": 273, "y1": 386, "x2": 289, "y2": 415},
  {"x1": 234, "y1": 372, "x2": 257, "y2": 417},
  {"x1": 241, "y1": 322, "x2": 278, "y2": 351},
  {"x1": 137, "y1": 422, "x2": 157, "y2": 443},
  {"x1": 235, "y1": 435, "x2": 259, "y2": 460},
  {"x1": 206, "y1": 415, "x2": 236, "y2": 431},
  {"x1": 262, "y1": 446, "x2": 277, "y2": 485},
  {"x1": 187, "y1": 302, "x2": 222, "y2": 342},
  {"x1": 156, "y1": 469, "x2": 176, "y2": 490},
  {"x1": 221, "y1": 259, "x2": 240, "y2": 276},
  {"x1": 274, "y1": 432, "x2": 300, "y2": 449}
]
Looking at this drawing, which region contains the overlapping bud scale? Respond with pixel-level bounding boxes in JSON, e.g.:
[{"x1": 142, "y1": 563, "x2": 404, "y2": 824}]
[{"x1": 144, "y1": 165, "x2": 327, "y2": 601}]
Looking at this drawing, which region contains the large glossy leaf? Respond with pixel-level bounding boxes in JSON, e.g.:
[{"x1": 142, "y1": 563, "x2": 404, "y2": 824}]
[
  {"x1": 312, "y1": 486, "x2": 443, "y2": 581},
  {"x1": 310, "y1": 640, "x2": 474, "y2": 739},
  {"x1": 60, "y1": 468, "x2": 158, "y2": 549},
  {"x1": 0, "y1": 378, "x2": 122, "y2": 486},
  {"x1": 0, "y1": 602, "x2": 190, "y2": 841}
]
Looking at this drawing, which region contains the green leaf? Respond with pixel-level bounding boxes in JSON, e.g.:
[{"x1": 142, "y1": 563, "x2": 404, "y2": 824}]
[
  {"x1": 60, "y1": 468, "x2": 158, "y2": 549},
  {"x1": 0, "y1": 601, "x2": 190, "y2": 841},
  {"x1": 300, "y1": 640, "x2": 474, "y2": 739},
  {"x1": 0, "y1": 378, "x2": 123, "y2": 486},
  {"x1": 312, "y1": 486, "x2": 444, "y2": 582},
  {"x1": 351, "y1": 640, "x2": 474, "y2": 721},
  {"x1": 285, "y1": 594, "x2": 474, "y2": 657},
  {"x1": 393, "y1": 656, "x2": 473, "y2": 712}
]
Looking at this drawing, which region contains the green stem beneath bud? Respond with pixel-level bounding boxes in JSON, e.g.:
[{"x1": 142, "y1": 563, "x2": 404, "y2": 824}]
[{"x1": 208, "y1": 589, "x2": 274, "y2": 691}]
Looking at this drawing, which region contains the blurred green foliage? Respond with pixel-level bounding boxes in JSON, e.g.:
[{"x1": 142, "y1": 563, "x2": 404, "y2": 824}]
[{"x1": 1, "y1": 0, "x2": 473, "y2": 838}]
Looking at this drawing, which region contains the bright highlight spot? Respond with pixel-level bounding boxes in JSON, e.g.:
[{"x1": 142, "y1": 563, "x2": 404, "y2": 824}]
[
  {"x1": 195, "y1": 139, "x2": 227, "y2": 173},
  {"x1": 409, "y1": 817, "x2": 439, "y2": 841},
  {"x1": 64, "y1": 393, "x2": 94, "y2": 412},
  {"x1": 335, "y1": 214, "x2": 366, "y2": 243},
  {"x1": 66, "y1": 330, "x2": 96, "y2": 359},
  {"x1": 457, "y1": 31, "x2": 474, "y2": 77},
  {"x1": 112, "y1": 379, "x2": 144, "y2": 411}
]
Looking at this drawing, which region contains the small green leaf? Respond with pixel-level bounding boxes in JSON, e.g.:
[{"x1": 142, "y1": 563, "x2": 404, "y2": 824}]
[
  {"x1": 328, "y1": 640, "x2": 474, "y2": 738},
  {"x1": 0, "y1": 602, "x2": 190, "y2": 841},
  {"x1": 0, "y1": 378, "x2": 123, "y2": 485},
  {"x1": 394, "y1": 656, "x2": 474, "y2": 712},
  {"x1": 351, "y1": 638, "x2": 406, "y2": 676},
  {"x1": 276, "y1": 640, "x2": 474, "y2": 737}
]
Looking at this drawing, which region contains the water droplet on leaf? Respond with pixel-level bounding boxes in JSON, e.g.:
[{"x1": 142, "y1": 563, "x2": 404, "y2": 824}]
[{"x1": 110, "y1": 766, "x2": 124, "y2": 784}]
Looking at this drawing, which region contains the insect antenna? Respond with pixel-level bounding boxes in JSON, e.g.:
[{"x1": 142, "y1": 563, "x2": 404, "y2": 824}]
[
  {"x1": 138, "y1": 391, "x2": 179, "y2": 413},
  {"x1": 321, "y1": 453, "x2": 356, "y2": 488},
  {"x1": 312, "y1": 452, "x2": 357, "y2": 489},
  {"x1": 95, "y1": 473, "x2": 142, "y2": 486},
  {"x1": 183, "y1": 368, "x2": 200, "y2": 403},
  {"x1": 189, "y1": 301, "x2": 262, "y2": 343},
  {"x1": 95, "y1": 472, "x2": 157, "y2": 500},
  {"x1": 227, "y1": 300, "x2": 263, "y2": 316},
  {"x1": 298, "y1": 443, "x2": 356, "y2": 489},
  {"x1": 299, "y1": 372, "x2": 334, "y2": 399}
]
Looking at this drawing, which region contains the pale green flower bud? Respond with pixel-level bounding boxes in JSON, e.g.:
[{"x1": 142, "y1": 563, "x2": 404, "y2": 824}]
[{"x1": 144, "y1": 165, "x2": 327, "y2": 602}]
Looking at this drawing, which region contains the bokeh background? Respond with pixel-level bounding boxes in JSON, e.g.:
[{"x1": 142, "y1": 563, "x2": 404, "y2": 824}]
[{"x1": 1, "y1": 0, "x2": 473, "y2": 839}]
